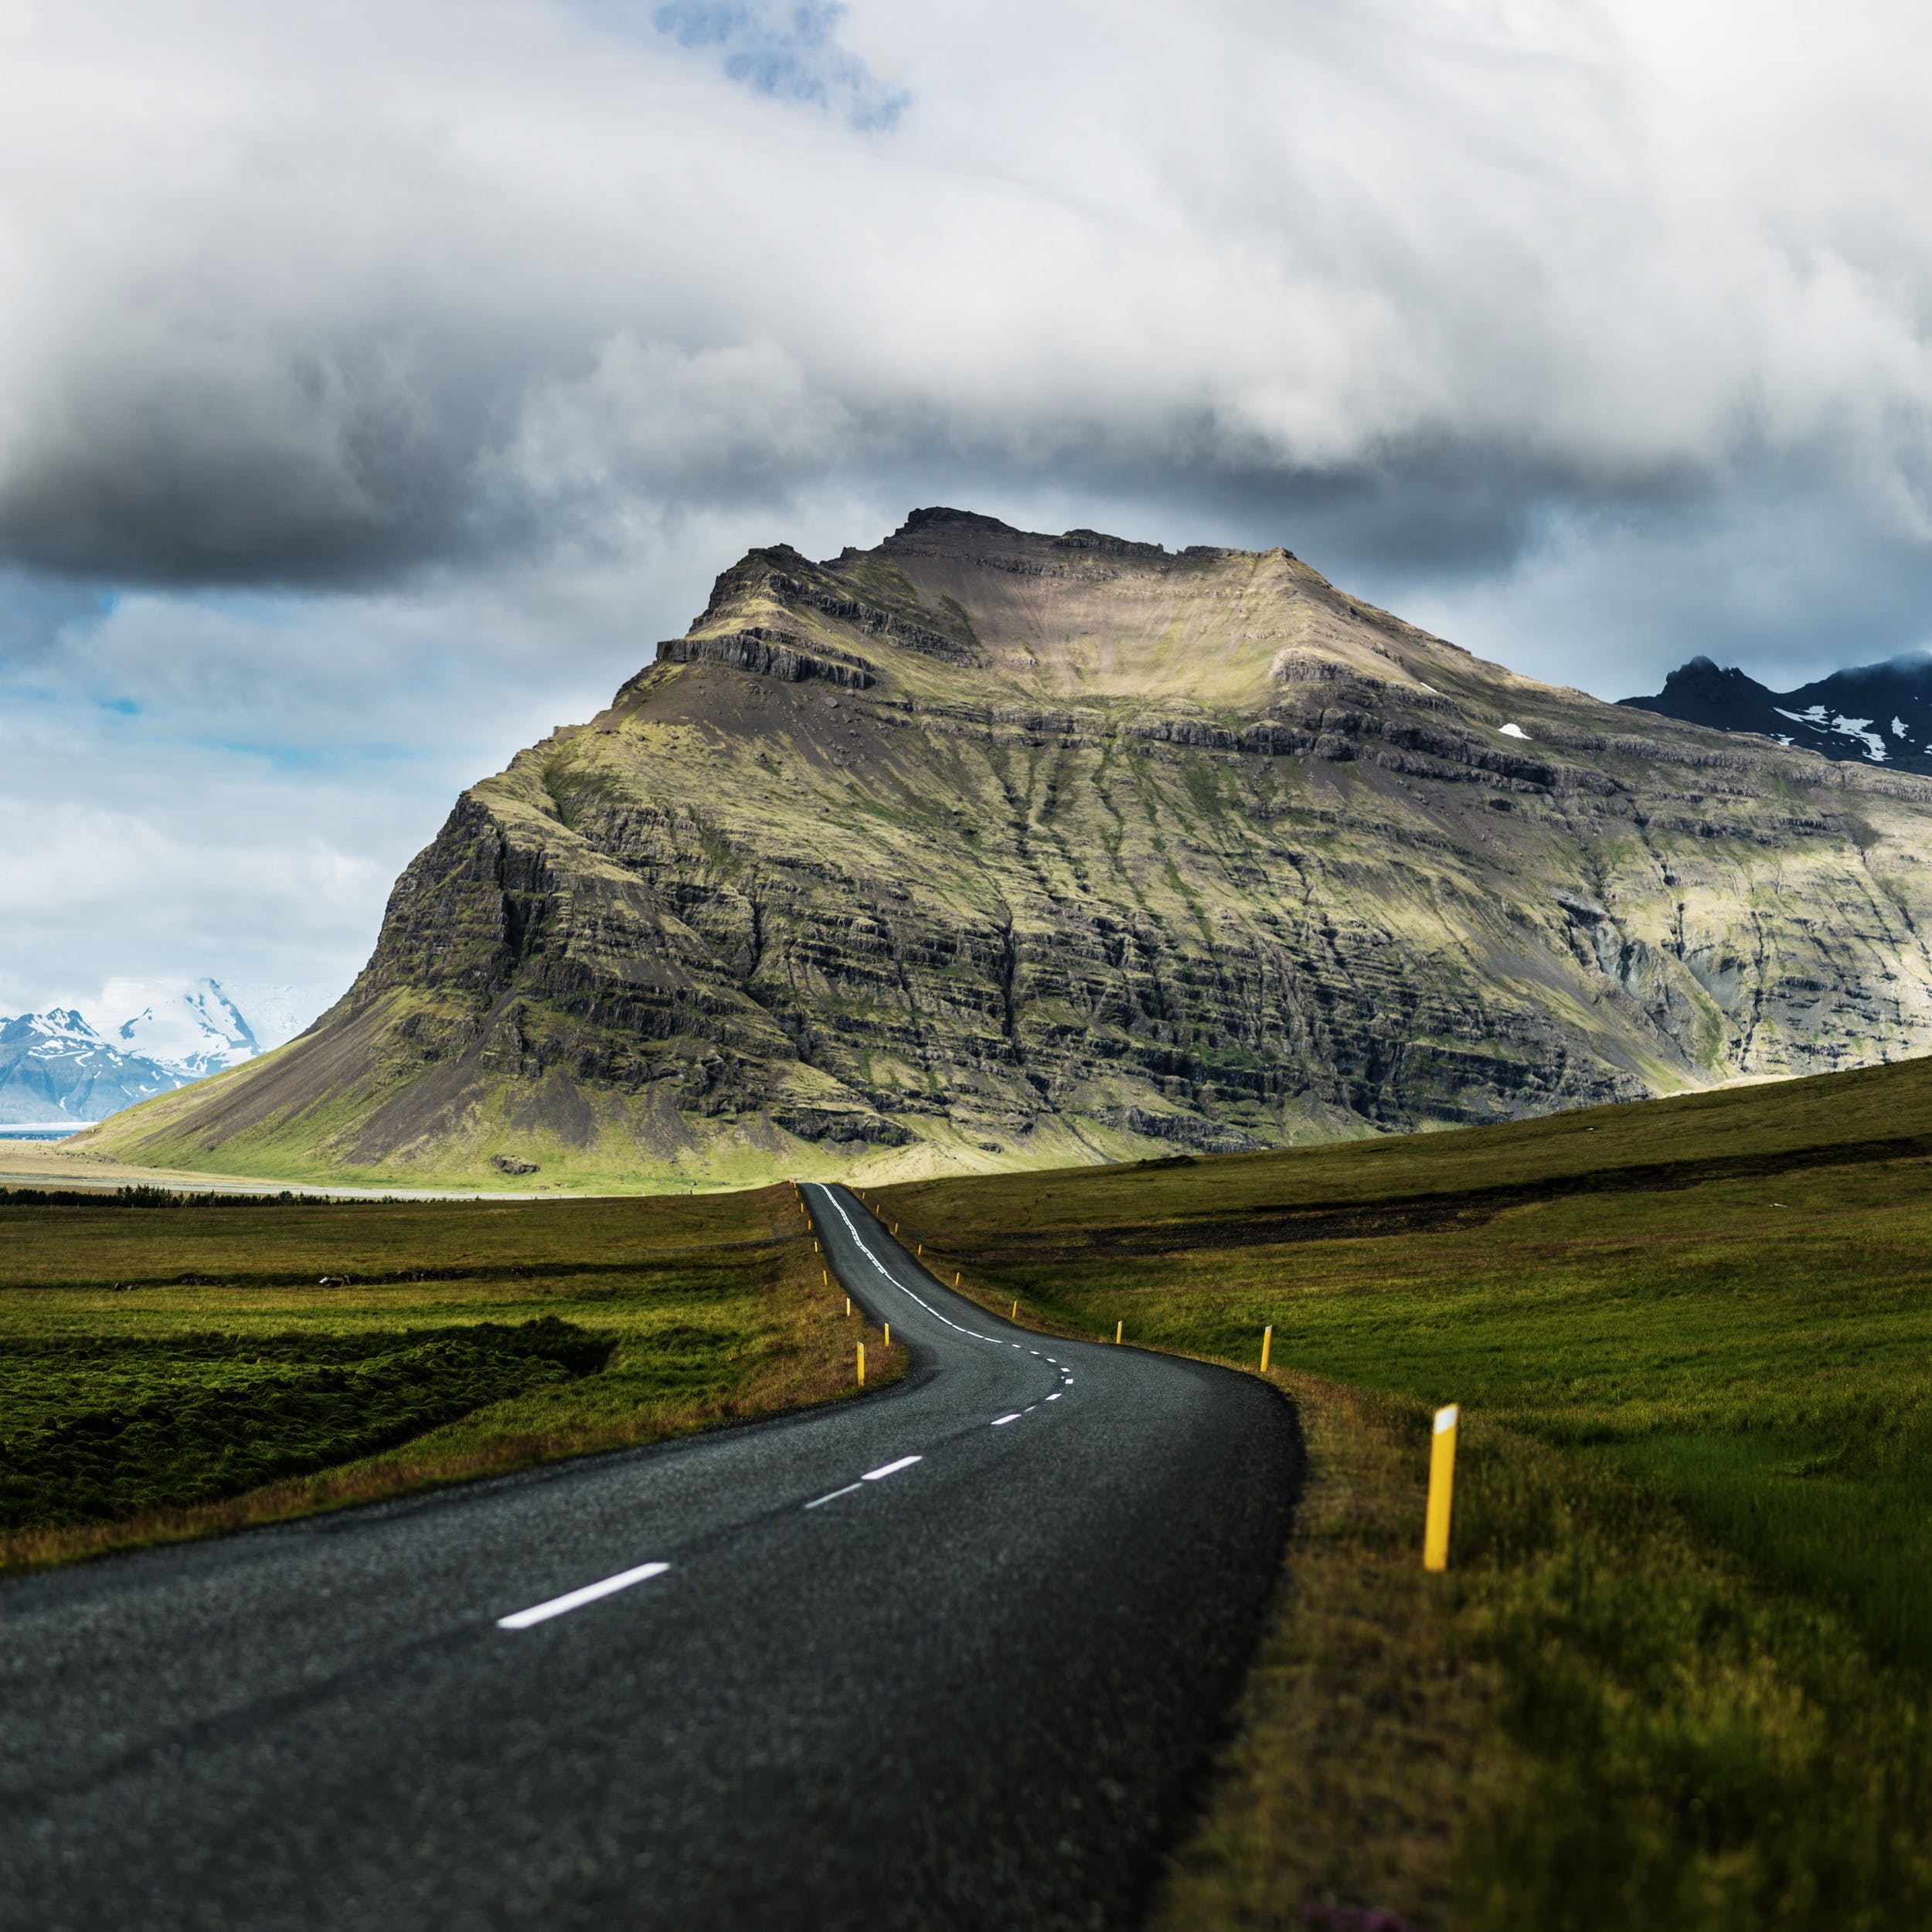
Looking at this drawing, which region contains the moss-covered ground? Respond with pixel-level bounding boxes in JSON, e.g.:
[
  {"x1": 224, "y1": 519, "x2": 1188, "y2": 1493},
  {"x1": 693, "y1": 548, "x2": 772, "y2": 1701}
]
[
  {"x1": 0, "y1": 1182, "x2": 901, "y2": 1574},
  {"x1": 879, "y1": 1053, "x2": 1932, "y2": 1930}
]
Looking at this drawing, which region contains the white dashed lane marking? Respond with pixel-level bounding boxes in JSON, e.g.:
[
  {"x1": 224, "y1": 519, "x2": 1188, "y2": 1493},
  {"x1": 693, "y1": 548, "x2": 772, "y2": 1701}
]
[
  {"x1": 505, "y1": 1192, "x2": 1083, "y2": 1627},
  {"x1": 498, "y1": 1562, "x2": 669, "y2": 1630},
  {"x1": 805, "y1": 1183, "x2": 1079, "y2": 1482},
  {"x1": 805, "y1": 1454, "x2": 923, "y2": 1511},
  {"x1": 804, "y1": 1483, "x2": 863, "y2": 1510},
  {"x1": 811, "y1": 1188, "x2": 1080, "y2": 1380}
]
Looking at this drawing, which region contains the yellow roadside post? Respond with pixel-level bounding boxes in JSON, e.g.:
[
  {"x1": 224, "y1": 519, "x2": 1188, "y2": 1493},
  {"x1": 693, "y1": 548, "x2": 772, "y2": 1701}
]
[
  {"x1": 1115, "y1": 1320, "x2": 1124, "y2": 1345},
  {"x1": 884, "y1": 1323, "x2": 890, "y2": 1346},
  {"x1": 845, "y1": 1295, "x2": 852, "y2": 1316},
  {"x1": 857, "y1": 1342, "x2": 866, "y2": 1386},
  {"x1": 1260, "y1": 1325, "x2": 1273, "y2": 1372},
  {"x1": 1010, "y1": 1301, "x2": 1018, "y2": 1318},
  {"x1": 1423, "y1": 1404, "x2": 1461, "y2": 1571},
  {"x1": 917, "y1": 1244, "x2": 923, "y2": 1257}
]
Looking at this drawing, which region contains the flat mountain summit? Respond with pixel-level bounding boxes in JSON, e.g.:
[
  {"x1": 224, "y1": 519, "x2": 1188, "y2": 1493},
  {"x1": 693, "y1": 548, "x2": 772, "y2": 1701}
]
[{"x1": 83, "y1": 509, "x2": 1932, "y2": 1186}]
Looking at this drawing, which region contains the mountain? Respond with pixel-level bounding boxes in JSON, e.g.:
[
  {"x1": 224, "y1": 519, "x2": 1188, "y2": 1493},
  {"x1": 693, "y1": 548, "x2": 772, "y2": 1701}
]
[
  {"x1": 111, "y1": 979, "x2": 259, "y2": 1079},
  {"x1": 78, "y1": 507, "x2": 1932, "y2": 1188},
  {"x1": 1619, "y1": 653, "x2": 1932, "y2": 773},
  {"x1": 0, "y1": 1010, "x2": 186, "y2": 1127},
  {"x1": 0, "y1": 980, "x2": 278, "y2": 1128}
]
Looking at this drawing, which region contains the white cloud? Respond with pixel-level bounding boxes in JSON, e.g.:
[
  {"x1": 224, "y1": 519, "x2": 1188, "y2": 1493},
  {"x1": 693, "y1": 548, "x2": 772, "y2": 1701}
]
[
  {"x1": 5, "y1": 0, "x2": 1932, "y2": 1009},
  {"x1": 0, "y1": 1, "x2": 1927, "y2": 580}
]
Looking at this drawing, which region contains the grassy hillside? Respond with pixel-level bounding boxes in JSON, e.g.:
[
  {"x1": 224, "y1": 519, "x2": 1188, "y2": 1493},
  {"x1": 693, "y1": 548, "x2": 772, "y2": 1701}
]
[
  {"x1": 66, "y1": 1009, "x2": 1123, "y2": 1194},
  {"x1": 877, "y1": 1052, "x2": 1932, "y2": 1929},
  {"x1": 0, "y1": 1182, "x2": 901, "y2": 1573}
]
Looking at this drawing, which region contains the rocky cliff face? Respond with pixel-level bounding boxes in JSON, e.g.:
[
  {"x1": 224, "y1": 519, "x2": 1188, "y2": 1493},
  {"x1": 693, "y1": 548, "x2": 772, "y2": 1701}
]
[{"x1": 84, "y1": 509, "x2": 1932, "y2": 1185}]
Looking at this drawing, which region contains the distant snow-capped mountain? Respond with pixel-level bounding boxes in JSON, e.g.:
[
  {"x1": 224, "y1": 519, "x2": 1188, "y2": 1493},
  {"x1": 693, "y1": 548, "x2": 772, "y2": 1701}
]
[
  {"x1": 0, "y1": 979, "x2": 303, "y2": 1128},
  {"x1": 1618, "y1": 654, "x2": 1932, "y2": 772},
  {"x1": 0, "y1": 1009, "x2": 184, "y2": 1128},
  {"x1": 113, "y1": 980, "x2": 258, "y2": 1079}
]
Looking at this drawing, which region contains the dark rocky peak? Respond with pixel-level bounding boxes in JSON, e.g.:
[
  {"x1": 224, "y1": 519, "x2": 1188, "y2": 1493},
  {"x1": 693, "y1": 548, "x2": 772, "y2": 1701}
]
[
  {"x1": 883, "y1": 508, "x2": 1302, "y2": 583},
  {"x1": 883, "y1": 507, "x2": 1199, "y2": 594},
  {"x1": 886, "y1": 506, "x2": 1175, "y2": 565},
  {"x1": 1621, "y1": 650, "x2": 1932, "y2": 773},
  {"x1": 889, "y1": 506, "x2": 1023, "y2": 543},
  {"x1": 1621, "y1": 656, "x2": 1777, "y2": 732},
  {"x1": 1801, "y1": 655, "x2": 1932, "y2": 706}
]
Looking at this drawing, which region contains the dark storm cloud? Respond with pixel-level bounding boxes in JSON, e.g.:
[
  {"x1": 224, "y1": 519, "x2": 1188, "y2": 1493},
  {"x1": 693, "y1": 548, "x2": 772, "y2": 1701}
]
[
  {"x1": 0, "y1": 344, "x2": 481, "y2": 585},
  {"x1": 2, "y1": 0, "x2": 1930, "y2": 631}
]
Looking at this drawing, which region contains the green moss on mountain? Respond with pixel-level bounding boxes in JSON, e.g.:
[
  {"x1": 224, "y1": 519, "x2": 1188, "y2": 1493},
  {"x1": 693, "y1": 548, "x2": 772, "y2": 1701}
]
[{"x1": 82, "y1": 507, "x2": 1932, "y2": 1188}]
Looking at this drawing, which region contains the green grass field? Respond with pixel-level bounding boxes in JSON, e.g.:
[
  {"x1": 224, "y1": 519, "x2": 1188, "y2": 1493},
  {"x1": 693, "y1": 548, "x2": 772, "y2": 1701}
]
[
  {"x1": 878, "y1": 1056, "x2": 1932, "y2": 1930},
  {"x1": 19, "y1": 1053, "x2": 1932, "y2": 1926},
  {"x1": 0, "y1": 1183, "x2": 898, "y2": 1572}
]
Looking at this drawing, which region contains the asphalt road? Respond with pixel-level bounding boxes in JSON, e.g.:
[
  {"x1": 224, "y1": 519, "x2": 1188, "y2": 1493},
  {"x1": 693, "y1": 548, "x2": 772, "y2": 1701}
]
[{"x1": 0, "y1": 1182, "x2": 1303, "y2": 1931}]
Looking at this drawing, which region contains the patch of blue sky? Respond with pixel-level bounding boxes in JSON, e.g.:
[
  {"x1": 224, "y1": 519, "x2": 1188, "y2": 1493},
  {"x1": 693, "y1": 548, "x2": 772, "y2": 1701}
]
[
  {"x1": 0, "y1": 676, "x2": 63, "y2": 707},
  {"x1": 0, "y1": 570, "x2": 117, "y2": 660},
  {"x1": 199, "y1": 739, "x2": 443, "y2": 776},
  {"x1": 638, "y1": 1, "x2": 908, "y2": 130}
]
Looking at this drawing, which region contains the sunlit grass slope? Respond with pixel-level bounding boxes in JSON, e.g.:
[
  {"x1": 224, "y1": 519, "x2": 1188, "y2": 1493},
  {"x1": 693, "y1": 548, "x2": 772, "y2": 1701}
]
[
  {"x1": 0, "y1": 1182, "x2": 900, "y2": 1573},
  {"x1": 879, "y1": 1052, "x2": 1932, "y2": 1929}
]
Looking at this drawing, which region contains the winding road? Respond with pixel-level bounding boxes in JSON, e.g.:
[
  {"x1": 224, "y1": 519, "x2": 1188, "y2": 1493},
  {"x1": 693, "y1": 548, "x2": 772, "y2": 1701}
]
[{"x1": 0, "y1": 1183, "x2": 1302, "y2": 1930}]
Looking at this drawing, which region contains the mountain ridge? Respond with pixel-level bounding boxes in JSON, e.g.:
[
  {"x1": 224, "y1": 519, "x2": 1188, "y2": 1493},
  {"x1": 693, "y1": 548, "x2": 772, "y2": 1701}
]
[
  {"x1": 77, "y1": 509, "x2": 1932, "y2": 1188},
  {"x1": 1620, "y1": 651, "x2": 1932, "y2": 773},
  {"x1": 0, "y1": 981, "x2": 281, "y2": 1128}
]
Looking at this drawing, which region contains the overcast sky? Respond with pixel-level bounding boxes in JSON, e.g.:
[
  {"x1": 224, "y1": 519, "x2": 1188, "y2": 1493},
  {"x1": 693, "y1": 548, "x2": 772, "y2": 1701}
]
[{"x1": 5, "y1": 0, "x2": 1932, "y2": 1032}]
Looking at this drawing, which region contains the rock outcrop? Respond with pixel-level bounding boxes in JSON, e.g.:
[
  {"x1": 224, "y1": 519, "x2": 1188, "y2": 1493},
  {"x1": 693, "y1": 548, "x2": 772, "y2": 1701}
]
[{"x1": 83, "y1": 509, "x2": 1932, "y2": 1186}]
